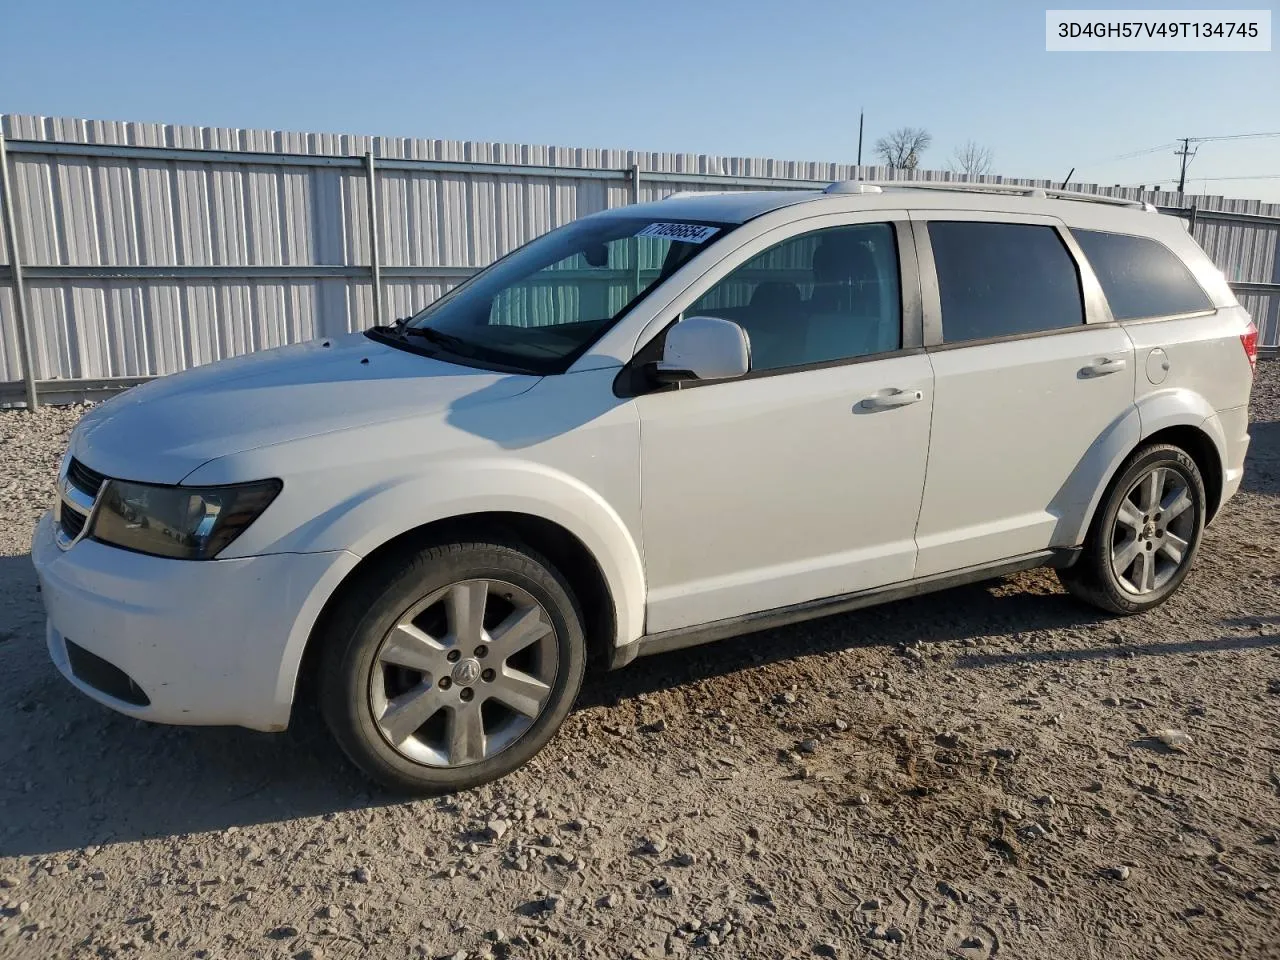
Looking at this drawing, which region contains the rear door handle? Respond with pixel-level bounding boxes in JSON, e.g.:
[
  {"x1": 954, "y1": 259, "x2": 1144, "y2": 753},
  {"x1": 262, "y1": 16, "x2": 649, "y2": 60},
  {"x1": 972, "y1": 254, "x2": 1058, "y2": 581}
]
[
  {"x1": 859, "y1": 388, "x2": 924, "y2": 411},
  {"x1": 1080, "y1": 357, "x2": 1127, "y2": 377}
]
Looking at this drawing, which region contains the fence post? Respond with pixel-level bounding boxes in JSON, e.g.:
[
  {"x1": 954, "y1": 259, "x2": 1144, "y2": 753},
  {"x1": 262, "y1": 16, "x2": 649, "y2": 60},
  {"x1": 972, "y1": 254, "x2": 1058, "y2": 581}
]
[
  {"x1": 364, "y1": 151, "x2": 384, "y2": 327},
  {"x1": 0, "y1": 131, "x2": 39, "y2": 410}
]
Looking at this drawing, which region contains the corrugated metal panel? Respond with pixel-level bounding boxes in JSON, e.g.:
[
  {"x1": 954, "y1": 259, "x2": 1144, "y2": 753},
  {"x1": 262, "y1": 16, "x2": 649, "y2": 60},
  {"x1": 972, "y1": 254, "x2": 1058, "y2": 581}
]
[
  {"x1": 2, "y1": 112, "x2": 1279, "y2": 394},
  {"x1": 0, "y1": 286, "x2": 17, "y2": 381}
]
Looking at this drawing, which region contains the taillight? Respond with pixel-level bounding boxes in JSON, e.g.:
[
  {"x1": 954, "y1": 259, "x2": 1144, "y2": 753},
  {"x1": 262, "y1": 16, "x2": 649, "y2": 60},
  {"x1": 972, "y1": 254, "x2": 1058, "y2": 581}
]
[{"x1": 1240, "y1": 320, "x2": 1258, "y2": 373}]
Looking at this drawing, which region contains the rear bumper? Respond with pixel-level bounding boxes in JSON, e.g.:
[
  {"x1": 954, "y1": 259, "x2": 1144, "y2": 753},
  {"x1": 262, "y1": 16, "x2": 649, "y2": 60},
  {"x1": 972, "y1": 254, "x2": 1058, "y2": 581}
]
[
  {"x1": 1214, "y1": 404, "x2": 1250, "y2": 514},
  {"x1": 32, "y1": 511, "x2": 358, "y2": 731}
]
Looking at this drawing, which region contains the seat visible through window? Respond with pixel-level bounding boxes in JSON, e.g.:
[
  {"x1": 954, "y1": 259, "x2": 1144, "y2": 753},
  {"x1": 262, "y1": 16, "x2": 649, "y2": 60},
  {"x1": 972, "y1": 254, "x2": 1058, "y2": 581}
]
[
  {"x1": 687, "y1": 222, "x2": 902, "y2": 373},
  {"x1": 806, "y1": 235, "x2": 896, "y2": 361}
]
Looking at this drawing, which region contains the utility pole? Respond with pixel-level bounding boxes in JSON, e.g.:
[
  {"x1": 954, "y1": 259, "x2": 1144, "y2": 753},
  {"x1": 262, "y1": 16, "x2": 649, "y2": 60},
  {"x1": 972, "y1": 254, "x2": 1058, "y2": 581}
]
[
  {"x1": 857, "y1": 109, "x2": 864, "y2": 168},
  {"x1": 1175, "y1": 137, "x2": 1197, "y2": 204}
]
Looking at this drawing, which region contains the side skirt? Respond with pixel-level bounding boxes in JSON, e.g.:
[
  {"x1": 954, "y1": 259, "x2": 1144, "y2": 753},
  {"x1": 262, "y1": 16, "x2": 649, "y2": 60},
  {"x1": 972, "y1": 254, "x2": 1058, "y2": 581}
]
[{"x1": 607, "y1": 548, "x2": 1078, "y2": 669}]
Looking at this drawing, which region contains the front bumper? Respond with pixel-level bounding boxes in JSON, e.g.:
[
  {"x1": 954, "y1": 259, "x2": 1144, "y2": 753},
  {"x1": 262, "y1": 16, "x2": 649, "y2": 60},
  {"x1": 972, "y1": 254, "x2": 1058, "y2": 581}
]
[{"x1": 32, "y1": 512, "x2": 359, "y2": 731}]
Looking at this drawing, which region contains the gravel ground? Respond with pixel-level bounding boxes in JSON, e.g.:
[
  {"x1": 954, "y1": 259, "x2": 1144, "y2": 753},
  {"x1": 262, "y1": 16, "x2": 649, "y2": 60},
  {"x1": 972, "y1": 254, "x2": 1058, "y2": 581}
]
[{"x1": 1, "y1": 365, "x2": 1278, "y2": 960}]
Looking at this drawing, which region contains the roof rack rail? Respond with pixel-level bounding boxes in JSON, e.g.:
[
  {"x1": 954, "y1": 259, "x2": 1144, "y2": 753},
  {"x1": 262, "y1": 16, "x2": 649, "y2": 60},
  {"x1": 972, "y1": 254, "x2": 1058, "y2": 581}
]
[
  {"x1": 827, "y1": 180, "x2": 1155, "y2": 211},
  {"x1": 663, "y1": 190, "x2": 743, "y2": 200}
]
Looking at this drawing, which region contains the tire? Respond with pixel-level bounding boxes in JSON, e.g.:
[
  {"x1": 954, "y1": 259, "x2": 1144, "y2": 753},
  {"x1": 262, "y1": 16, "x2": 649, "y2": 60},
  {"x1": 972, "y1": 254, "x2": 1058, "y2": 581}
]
[
  {"x1": 1057, "y1": 443, "x2": 1206, "y2": 615},
  {"x1": 318, "y1": 539, "x2": 586, "y2": 793}
]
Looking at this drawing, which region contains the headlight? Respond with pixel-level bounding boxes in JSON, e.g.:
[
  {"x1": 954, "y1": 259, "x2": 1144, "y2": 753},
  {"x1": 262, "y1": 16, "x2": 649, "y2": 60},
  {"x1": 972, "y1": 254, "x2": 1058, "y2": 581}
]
[{"x1": 90, "y1": 479, "x2": 282, "y2": 560}]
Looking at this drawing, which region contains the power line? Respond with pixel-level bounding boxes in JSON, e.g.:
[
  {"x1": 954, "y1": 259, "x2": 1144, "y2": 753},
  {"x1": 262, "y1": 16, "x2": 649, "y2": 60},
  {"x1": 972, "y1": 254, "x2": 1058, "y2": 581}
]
[
  {"x1": 1083, "y1": 131, "x2": 1280, "y2": 169},
  {"x1": 1187, "y1": 131, "x2": 1280, "y2": 143},
  {"x1": 1115, "y1": 174, "x2": 1280, "y2": 187},
  {"x1": 1087, "y1": 142, "x2": 1180, "y2": 165}
]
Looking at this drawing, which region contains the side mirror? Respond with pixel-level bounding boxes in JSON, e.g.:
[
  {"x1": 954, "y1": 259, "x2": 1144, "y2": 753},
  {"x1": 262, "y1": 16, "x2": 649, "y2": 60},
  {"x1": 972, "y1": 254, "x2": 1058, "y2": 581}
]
[{"x1": 651, "y1": 316, "x2": 751, "y2": 385}]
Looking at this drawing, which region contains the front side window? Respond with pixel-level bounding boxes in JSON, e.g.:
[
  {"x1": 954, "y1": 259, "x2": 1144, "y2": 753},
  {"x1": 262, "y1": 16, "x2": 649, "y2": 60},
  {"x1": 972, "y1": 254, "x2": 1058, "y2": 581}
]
[
  {"x1": 1073, "y1": 229, "x2": 1212, "y2": 320},
  {"x1": 687, "y1": 223, "x2": 901, "y2": 372},
  {"x1": 929, "y1": 222, "x2": 1084, "y2": 343},
  {"x1": 396, "y1": 217, "x2": 733, "y2": 373}
]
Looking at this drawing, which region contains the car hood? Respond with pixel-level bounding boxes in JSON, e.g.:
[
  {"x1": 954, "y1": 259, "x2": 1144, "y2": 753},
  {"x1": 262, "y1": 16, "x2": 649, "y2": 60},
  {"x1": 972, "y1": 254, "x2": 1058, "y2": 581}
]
[{"x1": 71, "y1": 333, "x2": 540, "y2": 484}]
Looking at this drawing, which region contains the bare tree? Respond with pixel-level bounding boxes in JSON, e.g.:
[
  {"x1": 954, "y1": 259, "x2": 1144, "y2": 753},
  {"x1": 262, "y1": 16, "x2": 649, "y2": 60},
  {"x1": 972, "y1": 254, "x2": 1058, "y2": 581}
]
[
  {"x1": 949, "y1": 141, "x2": 994, "y2": 178},
  {"x1": 874, "y1": 127, "x2": 933, "y2": 169}
]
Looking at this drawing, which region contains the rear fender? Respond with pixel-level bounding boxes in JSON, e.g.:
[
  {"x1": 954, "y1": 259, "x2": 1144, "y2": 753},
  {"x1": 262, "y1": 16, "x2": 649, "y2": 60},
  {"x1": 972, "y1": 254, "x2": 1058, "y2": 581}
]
[{"x1": 1061, "y1": 389, "x2": 1225, "y2": 546}]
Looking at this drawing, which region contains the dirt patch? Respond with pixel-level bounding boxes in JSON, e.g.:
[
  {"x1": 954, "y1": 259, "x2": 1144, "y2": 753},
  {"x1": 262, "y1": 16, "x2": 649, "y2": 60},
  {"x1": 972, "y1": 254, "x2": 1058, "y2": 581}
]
[{"x1": 1, "y1": 368, "x2": 1278, "y2": 960}]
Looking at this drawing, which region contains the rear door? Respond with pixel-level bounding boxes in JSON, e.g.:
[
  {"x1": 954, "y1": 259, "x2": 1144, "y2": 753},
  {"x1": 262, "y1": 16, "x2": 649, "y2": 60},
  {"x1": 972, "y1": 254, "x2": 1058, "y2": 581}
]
[{"x1": 910, "y1": 212, "x2": 1136, "y2": 576}]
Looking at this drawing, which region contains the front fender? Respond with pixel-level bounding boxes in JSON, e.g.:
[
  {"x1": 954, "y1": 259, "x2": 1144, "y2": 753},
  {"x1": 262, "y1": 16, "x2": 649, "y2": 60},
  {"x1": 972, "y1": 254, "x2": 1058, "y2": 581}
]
[{"x1": 285, "y1": 459, "x2": 647, "y2": 648}]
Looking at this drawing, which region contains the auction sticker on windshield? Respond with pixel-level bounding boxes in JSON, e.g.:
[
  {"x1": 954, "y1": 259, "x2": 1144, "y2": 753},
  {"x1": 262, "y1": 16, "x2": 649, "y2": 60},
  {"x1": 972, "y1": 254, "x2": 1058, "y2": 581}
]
[{"x1": 636, "y1": 222, "x2": 721, "y2": 243}]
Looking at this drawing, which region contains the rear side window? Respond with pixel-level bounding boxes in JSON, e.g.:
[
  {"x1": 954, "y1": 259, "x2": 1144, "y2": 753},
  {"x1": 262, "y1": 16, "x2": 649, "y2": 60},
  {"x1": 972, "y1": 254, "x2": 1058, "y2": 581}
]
[
  {"x1": 1073, "y1": 229, "x2": 1212, "y2": 320},
  {"x1": 929, "y1": 222, "x2": 1084, "y2": 343}
]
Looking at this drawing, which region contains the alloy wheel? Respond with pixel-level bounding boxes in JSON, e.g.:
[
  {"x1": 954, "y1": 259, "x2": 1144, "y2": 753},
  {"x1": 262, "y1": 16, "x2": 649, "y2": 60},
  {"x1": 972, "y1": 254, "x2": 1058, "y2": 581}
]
[
  {"x1": 1109, "y1": 466, "x2": 1197, "y2": 595},
  {"x1": 368, "y1": 579, "x2": 558, "y2": 767}
]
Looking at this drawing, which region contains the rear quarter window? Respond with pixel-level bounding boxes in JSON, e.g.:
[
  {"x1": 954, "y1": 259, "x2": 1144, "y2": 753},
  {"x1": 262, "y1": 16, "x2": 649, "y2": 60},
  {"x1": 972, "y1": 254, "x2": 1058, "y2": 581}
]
[{"x1": 1072, "y1": 229, "x2": 1212, "y2": 320}]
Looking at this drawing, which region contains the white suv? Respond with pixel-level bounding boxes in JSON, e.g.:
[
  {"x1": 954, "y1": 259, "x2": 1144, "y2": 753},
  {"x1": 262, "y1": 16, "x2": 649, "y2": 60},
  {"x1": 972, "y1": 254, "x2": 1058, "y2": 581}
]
[{"x1": 33, "y1": 181, "x2": 1257, "y2": 792}]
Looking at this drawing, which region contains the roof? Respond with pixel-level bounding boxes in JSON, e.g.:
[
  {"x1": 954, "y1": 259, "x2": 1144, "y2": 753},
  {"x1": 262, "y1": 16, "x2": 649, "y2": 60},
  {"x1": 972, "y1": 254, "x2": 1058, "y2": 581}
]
[
  {"x1": 597, "y1": 190, "x2": 822, "y2": 225},
  {"x1": 594, "y1": 181, "x2": 1169, "y2": 230}
]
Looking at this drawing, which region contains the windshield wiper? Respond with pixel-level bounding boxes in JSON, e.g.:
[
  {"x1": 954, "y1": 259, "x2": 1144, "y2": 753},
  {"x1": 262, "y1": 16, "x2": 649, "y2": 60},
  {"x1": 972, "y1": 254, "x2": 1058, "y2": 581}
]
[
  {"x1": 369, "y1": 316, "x2": 413, "y2": 337},
  {"x1": 402, "y1": 326, "x2": 475, "y2": 354}
]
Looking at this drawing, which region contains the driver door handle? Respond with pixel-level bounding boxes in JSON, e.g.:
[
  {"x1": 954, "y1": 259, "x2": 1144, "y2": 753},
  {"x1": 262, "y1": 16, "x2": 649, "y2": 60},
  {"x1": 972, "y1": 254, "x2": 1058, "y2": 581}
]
[
  {"x1": 1080, "y1": 357, "x2": 1127, "y2": 377},
  {"x1": 859, "y1": 388, "x2": 924, "y2": 411}
]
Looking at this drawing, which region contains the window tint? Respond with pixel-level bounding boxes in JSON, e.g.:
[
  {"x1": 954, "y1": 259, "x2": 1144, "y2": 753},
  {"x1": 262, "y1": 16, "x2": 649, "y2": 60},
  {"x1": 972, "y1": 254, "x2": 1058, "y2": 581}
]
[
  {"x1": 687, "y1": 223, "x2": 901, "y2": 372},
  {"x1": 929, "y1": 222, "x2": 1084, "y2": 343},
  {"x1": 1073, "y1": 229, "x2": 1212, "y2": 320}
]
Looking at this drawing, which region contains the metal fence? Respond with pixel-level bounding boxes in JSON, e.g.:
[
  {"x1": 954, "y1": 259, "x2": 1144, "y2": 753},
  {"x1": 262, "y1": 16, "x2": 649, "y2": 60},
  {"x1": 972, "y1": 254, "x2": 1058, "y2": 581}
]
[{"x1": 1, "y1": 114, "x2": 1277, "y2": 406}]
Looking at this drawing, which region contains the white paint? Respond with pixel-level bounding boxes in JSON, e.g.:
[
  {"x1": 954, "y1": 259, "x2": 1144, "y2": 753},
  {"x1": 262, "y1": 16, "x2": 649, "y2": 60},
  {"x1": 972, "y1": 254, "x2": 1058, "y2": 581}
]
[{"x1": 29, "y1": 185, "x2": 1258, "y2": 737}]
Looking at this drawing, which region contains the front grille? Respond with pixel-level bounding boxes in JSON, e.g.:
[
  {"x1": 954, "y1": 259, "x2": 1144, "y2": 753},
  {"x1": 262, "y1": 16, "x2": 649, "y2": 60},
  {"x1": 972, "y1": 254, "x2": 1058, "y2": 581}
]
[
  {"x1": 59, "y1": 507, "x2": 87, "y2": 541},
  {"x1": 64, "y1": 639, "x2": 150, "y2": 706},
  {"x1": 66, "y1": 457, "x2": 106, "y2": 498}
]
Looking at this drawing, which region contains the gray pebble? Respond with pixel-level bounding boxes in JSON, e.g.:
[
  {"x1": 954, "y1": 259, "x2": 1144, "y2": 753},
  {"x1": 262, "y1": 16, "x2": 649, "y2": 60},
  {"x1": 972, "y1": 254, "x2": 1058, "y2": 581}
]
[{"x1": 641, "y1": 836, "x2": 667, "y2": 855}]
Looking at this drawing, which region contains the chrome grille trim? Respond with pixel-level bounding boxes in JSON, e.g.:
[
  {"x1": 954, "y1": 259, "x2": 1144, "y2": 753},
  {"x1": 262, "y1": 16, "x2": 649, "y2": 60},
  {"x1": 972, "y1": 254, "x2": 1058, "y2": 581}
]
[{"x1": 53, "y1": 454, "x2": 108, "y2": 551}]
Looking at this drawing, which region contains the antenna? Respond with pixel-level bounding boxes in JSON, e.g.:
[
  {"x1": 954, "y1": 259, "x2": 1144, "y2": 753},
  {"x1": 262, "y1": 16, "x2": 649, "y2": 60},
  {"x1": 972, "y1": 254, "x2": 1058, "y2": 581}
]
[{"x1": 1060, "y1": 167, "x2": 1075, "y2": 189}]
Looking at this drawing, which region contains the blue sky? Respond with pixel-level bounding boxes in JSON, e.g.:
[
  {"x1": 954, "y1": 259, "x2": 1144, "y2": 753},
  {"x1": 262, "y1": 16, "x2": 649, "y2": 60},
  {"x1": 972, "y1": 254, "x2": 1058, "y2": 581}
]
[{"x1": 2, "y1": 0, "x2": 1277, "y2": 199}]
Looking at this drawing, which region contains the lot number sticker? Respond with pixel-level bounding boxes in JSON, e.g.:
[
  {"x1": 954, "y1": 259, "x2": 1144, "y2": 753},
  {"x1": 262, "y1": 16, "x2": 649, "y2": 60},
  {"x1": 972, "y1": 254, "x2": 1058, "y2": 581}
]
[{"x1": 636, "y1": 222, "x2": 720, "y2": 244}]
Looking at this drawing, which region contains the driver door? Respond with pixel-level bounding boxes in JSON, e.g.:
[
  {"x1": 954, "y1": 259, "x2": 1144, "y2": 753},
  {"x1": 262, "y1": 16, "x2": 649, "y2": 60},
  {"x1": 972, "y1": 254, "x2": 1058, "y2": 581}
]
[{"x1": 633, "y1": 213, "x2": 935, "y2": 634}]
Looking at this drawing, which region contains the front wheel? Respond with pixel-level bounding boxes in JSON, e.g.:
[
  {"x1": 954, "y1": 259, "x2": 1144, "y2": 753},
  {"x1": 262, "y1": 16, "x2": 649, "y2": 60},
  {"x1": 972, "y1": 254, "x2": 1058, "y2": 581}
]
[
  {"x1": 1058, "y1": 443, "x2": 1206, "y2": 615},
  {"x1": 318, "y1": 540, "x2": 586, "y2": 793}
]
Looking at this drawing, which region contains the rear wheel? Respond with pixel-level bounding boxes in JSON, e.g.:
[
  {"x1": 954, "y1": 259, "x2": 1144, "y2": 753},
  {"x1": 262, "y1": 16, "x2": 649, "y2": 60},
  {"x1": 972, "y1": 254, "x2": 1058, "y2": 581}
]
[
  {"x1": 318, "y1": 540, "x2": 586, "y2": 793},
  {"x1": 1058, "y1": 443, "x2": 1206, "y2": 615}
]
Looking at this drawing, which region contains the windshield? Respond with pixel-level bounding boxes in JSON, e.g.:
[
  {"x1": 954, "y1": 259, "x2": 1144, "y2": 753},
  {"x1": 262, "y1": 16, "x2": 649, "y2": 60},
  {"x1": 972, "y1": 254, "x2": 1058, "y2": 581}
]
[{"x1": 394, "y1": 216, "x2": 734, "y2": 373}]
